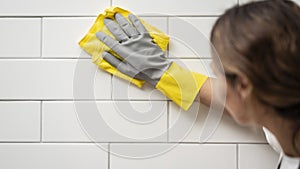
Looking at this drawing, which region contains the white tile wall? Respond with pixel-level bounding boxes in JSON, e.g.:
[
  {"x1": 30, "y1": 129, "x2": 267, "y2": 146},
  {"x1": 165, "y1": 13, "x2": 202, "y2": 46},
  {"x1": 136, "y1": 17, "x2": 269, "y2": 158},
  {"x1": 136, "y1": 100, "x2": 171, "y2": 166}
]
[
  {"x1": 42, "y1": 101, "x2": 90, "y2": 142},
  {"x1": 169, "y1": 17, "x2": 217, "y2": 58},
  {"x1": 239, "y1": 144, "x2": 280, "y2": 169},
  {"x1": 112, "y1": 79, "x2": 167, "y2": 100},
  {"x1": 0, "y1": 0, "x2": 283, "y2": 168},
  {"x1": 43, "y1": 101, "x2": 167, "y2": 142},
  {"x1": 0, "y1": 143, "x2": 108, "y2": 169},
  {"x1": 169, "y1": 102, "x2": 267, "y2": 143},
  {"x1": 111, "y1": 144, "x2": 236, "y2": 169},
  {"x1": 0, "y1": 0, "x2": 109, "y2": 16},
  {"x1": 141, "y1": 17, "x2": 168, "y2": 33},
  {"x1": 0, "y1": 18, "x2": 41, "y2": 58},
  {"x1": 0, "y1": 102, "x2": 40, "y2": 141},
  {"x1": 42, "y1": 17, "x2": 95, "y2": 58},
  {"x1": 113, "y1": 0, "x2": 237, "y2": 15},
  {"x1": 0, "y1": 59, "x2": 111, "y2": 99}
]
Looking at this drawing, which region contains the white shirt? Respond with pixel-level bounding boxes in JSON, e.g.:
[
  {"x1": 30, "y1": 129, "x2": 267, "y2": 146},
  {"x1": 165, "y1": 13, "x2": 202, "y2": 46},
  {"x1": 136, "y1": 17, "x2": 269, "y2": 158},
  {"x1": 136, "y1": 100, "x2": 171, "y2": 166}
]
[{"x1": 263, "y1": 127, "x2": 300, "y2": 169}]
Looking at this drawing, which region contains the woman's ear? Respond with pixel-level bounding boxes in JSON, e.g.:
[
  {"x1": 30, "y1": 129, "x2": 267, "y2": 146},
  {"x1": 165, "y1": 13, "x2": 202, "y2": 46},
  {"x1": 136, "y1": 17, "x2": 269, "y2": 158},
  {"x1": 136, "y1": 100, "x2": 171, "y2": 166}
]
[{"x1": 235, "y1": 73, "x2": 253, "y2": 100}]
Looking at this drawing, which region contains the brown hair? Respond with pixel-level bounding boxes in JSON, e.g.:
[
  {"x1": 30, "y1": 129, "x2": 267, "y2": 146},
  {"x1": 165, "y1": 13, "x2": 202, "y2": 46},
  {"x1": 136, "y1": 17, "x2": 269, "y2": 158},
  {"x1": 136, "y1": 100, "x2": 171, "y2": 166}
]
[{"x1": 210, "y1": 0, "x2": 300, "y2": 153}]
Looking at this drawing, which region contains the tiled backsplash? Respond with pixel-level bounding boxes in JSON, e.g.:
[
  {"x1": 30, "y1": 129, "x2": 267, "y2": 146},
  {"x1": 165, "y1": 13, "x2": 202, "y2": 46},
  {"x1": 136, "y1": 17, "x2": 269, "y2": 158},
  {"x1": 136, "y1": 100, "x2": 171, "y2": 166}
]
[{"x1": 0, "y1": 0, "x2": 292, "y2": 168}]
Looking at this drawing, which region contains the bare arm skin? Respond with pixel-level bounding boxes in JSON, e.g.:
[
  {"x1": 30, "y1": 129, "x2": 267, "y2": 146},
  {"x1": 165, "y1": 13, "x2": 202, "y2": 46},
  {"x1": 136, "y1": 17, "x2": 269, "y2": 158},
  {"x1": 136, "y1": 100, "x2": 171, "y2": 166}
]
[
  {"x1": 198, "y1": 78, "x2": 230, "y2": 115},
  {"x1": 198, "y1": 78, "x2": 212, "y2": 106}
]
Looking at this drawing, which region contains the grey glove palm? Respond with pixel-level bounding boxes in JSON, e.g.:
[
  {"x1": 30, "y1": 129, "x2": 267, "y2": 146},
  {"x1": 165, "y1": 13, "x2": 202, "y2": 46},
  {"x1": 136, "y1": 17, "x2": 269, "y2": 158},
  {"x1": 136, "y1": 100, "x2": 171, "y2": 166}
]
[{"x1": 96, "y1": 13, "x2": 171, "y2": 86}]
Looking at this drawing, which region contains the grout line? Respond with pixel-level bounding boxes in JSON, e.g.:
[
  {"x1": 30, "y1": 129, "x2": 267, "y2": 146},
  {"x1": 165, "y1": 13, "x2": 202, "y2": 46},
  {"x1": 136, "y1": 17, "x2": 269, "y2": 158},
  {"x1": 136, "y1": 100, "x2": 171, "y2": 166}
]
[
  {"x1": 110, "y1": 74, "x2": 113, "y2": 100},
  {"x1": 0, "y1": 57, "x2": 45, "y2": 59},
  {"x1": 108, "y1": 143, "x2": 111, "y2": 169},
  {"x1": 0, "y1": 99, "x2": 171, "y2": 101},
  {"x1": 169, "y1": 57, "x2": 212, "y2": 59},
  {"x1": 0, "y1": 56, "x2": 212, "y2": 60},
  {"x1": 0, "y1": 57, "x2": 91, "y2": 59},
  {"x1": 0, "y1": 15, "x2": 221, "y2": 18},
  {"x1": 166, "y1": 16, "x2": 169, "y2": 35},
  {"x1": 167, "y1": 101, "x2": 170, "y2": 142},
  {"x1": 0, "y1": 16, "x2": 98, "y2": 18},
  {"x1": 236, "y1": 144, "x2": 239, "y2": 169},
  {"x1": 40, "y1": 101, "x2": 43, "y2": 143},
  {"x1": 0, "y1": 57, "x2": 211, "y2": 60},
  {"x1": 40, "y1": 17, "x2": 43, "y2": 58},
  {"x1": 0, "y1": 141, "x2": 269, "y2": 144},
  {"x1": 40, "y1": 57, "x2": 90, "y2": 59},
  {"x1": 166, "y1": 16, "x2": 170, "y2": 58},
  {"x1": 0, "y1": 141, "x2": 43, "y2": 143},
  {"x1": 110, "y1": 0, "x2": 112, "y2": 6}
]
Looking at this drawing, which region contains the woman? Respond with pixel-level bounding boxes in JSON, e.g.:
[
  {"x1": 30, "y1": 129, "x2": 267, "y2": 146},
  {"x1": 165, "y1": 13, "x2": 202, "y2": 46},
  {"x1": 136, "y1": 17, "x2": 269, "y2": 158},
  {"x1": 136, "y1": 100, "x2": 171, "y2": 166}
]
[
  {"x1": 96, "y1": 0, "x2": 300, "y2": 168},
  {"x1": 208, "y1": 0, "x2": 300, "y2": 168}
]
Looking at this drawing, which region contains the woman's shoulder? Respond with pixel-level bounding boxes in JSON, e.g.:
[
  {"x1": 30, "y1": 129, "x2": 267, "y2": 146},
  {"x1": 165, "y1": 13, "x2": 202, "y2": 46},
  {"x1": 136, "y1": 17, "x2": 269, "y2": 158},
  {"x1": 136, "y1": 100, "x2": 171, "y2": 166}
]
[
  {"x1": 263, "y1": 127, "x2": 283, "y2": 154},
  {"x1": 278, "y1": 154, "x2": 300, "y2": 169},
  {"x1": 262, "y1": 127, "x2": 300, "y2": 169}
]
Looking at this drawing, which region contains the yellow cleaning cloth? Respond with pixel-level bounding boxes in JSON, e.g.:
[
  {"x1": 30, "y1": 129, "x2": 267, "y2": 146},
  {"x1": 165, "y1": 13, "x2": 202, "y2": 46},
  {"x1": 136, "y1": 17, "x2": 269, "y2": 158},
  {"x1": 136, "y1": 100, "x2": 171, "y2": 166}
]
[{"x1": 79, "y1": 6, "x2": 170, "y2": 88}]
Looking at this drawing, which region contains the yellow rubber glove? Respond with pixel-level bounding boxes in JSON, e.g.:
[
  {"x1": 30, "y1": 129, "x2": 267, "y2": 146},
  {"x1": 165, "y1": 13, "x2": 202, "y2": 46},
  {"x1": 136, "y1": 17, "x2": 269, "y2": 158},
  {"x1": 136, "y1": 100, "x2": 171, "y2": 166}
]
[
  {"x1": 79, "y1": 6, "x2": 169, "y2": 88},
  {"x1": 156, "y1": 62, "x2": 208, "y2": 110},
  {"x1": 95, "y1": 12, "x2": 208, "y2": 111}
]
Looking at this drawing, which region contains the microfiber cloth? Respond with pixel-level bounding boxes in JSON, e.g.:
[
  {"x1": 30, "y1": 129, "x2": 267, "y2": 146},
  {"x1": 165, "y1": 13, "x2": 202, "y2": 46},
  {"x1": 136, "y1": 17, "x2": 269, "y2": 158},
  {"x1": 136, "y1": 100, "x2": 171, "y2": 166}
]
[{"x1": 79, "y1": 6, "x2": 170, "y2": 88}]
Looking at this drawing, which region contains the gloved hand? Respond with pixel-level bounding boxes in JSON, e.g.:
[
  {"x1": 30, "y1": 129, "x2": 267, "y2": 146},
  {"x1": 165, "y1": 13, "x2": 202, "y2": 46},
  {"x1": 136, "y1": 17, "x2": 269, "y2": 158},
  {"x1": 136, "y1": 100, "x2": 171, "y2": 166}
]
[
  {"x1": 96, "y1": 13, "x2": 208, "y2": 110},
  {"x1": 96, "y1": 13, "x2": 171, "y2": 87}
]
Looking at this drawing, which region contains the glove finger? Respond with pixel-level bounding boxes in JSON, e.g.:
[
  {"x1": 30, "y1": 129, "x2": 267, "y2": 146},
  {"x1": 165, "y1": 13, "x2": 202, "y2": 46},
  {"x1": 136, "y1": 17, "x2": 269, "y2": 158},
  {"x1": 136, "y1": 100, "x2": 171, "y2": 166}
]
[
  {"x1": 102, "y1": 52, "x2": 141, "y2": 79},
  {"x1": 96, "y1": 32, "x2": 120, "y2": 50},
  {"x1": 102, "y1": 51, "x2": 122, "y2": 68},
  {"x1": 115, "y1": 13, "x2": 139, "y2": 37},
  {"x1": 104, "y1": 18, "x2": 129, "y2": 42},
  {"x1": 128, "y1": 14, "x2": 149, "y2": 35}
]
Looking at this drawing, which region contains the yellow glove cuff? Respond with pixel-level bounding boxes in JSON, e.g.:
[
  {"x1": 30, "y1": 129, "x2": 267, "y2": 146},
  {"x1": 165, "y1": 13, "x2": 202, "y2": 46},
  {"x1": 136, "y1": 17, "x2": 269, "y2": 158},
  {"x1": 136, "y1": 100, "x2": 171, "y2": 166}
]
[{"x1": 156, "y1": 62, "x2": 208, "y2": 111}]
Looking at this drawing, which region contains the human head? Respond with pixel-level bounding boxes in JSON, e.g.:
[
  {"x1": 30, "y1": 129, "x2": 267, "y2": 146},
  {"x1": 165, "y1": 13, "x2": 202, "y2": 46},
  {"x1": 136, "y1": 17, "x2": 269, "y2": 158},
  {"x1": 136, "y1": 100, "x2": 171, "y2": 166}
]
[{"x1": 210, "y1": 0, "x2": 300, "y2": 150}]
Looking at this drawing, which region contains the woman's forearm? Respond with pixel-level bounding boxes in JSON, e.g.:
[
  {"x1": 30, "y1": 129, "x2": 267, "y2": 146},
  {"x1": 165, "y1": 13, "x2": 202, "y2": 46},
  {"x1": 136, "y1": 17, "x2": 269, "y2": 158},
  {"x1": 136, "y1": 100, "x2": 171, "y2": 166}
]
[
  {"x1": 198, "y1": 78, "x2": 212, "y2": 106},
  {"x1": 198, "y1": 78, "x2": 230, "y2": 115}
]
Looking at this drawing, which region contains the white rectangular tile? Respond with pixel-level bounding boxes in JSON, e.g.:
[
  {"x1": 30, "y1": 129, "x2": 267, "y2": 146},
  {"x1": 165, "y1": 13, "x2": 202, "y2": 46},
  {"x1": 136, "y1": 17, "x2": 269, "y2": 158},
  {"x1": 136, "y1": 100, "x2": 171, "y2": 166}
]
[
  {"x1": 0, "y1": 18, "x2": 41, "y2": 58},
  {"x1": 113, "y1": 0, "x2": 237, "y2": 15},
  {"x1": 42, "y1": 16, "x2": 168, "y2": 59},
  {"x1": 0, "y1": 59, "x2": 111, "y2": 99},
  {"x1": 111, "y1": 144, "x2": 236, "y2": 169},
  {"x1": 42, "y1": 101, "x2": 90, "y2": 142},
  {"x1": 169, "y1": 17, "x2": 218, "y2": 58},
  {"x1": 0, "y1": 101, "x2": 40, "y2": 141},
  {"x1": 112, "y1": 17, "x2": 168, "y2": 100},
  {"x1": 140, "y1": 17, "x2": 168, "y2": 33},
  {"x1": 0, "y1": 143, "x2": 108, "y2": 169},
  {"x1": 0, "y1": 0, "x2": 109, "y2": 16},
  {"x1": 43, "y1": 17, "x2": 95, "y2": 58},
  {"x1": 239, "y1": 144, "x2": 280, "y2": 169},
  {"x1": 112, "y1": 79, "x2": 167, "y2": 100},
  {"x1": 43, "y1": 101, "x2": 167, "y2": 142},
  {"x1": 169, "y1": 102, "x2": 267, "y2": 143}
]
